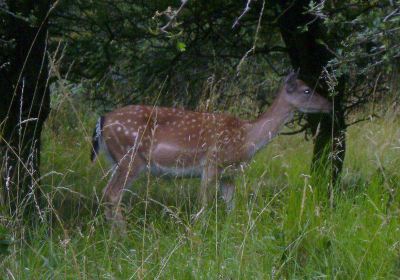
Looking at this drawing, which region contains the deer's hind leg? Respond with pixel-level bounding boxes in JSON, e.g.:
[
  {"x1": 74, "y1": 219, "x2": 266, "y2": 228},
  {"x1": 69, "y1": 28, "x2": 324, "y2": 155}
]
[{"x1": 103, "y1": 155, "x2": 145, "y2": 231}]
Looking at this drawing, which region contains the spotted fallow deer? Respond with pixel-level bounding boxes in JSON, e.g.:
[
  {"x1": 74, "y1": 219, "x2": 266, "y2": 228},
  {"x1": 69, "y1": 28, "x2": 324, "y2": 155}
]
[{"x1": 91, "y1": 72, "x2": 331, "y2": 227}]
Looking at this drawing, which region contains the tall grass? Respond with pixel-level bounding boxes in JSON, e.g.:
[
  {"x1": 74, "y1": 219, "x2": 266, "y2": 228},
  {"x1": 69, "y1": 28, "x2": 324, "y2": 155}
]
[{"x1": 1, "y1": 99, "x2": 399, "y2": 279}]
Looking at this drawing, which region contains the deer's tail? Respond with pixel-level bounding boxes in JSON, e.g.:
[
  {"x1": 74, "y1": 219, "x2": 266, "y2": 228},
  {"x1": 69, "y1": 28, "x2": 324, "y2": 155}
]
[{"x1": 90, "y1": 116, "x2": 104, "y2": 162}]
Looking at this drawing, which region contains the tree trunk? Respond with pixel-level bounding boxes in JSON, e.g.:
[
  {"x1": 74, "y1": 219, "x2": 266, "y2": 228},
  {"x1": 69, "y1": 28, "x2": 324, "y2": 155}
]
[
  {"x1": 0, "y1": 1, "x2": 51, "y2": 221},
  {"x1": 275, "y1": 0, "x2": 346, "y2": 186}
]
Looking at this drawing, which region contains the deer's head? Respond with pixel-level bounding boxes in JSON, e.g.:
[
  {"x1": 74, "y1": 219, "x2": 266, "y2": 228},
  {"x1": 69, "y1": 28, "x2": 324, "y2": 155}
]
[{"x1": 280, "y1": 72, "x2": 332, "y2": 113}]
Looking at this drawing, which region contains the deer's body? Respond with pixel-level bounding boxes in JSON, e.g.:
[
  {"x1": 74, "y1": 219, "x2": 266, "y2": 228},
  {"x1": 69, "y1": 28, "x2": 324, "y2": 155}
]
[
  {"x1": 91, "y1": 73, "x2": 332, "y2": 228},
  {"x1": 101, "y1": 105, "x2": 250, "y2": 176}
]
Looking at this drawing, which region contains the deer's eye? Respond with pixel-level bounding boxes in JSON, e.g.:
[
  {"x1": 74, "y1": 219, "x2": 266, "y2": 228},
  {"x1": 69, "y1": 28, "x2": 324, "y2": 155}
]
[{"x1": 304, "y1": 89, "x2": 311, "y2": 95}]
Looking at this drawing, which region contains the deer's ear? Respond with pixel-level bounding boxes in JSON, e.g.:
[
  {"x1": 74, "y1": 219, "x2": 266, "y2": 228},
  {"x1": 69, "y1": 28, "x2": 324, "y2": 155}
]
[{"x1": 285, "y1": 72, "x2": 298, "y2": 93}]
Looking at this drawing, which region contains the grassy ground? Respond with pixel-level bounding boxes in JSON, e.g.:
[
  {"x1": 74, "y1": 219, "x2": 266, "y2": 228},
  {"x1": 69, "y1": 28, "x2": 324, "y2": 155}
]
[{"x1": 1, "y1": 105, "x2": 399, "y2": 279}]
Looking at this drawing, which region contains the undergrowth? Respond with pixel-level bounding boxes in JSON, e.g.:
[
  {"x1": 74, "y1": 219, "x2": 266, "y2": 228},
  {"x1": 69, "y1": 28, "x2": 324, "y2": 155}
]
[{"x1": 1, "y1": 104, "x2": 399, "y2": 279}]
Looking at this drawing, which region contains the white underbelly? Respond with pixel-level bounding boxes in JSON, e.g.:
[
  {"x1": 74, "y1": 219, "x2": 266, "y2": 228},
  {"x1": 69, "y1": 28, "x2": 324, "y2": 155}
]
[
  {"x1": 150, "y1": 163, "x2": 203, "y2": 177},
  {"x1": 149, "y1": 142, "x2": 206, "y2": 177}
]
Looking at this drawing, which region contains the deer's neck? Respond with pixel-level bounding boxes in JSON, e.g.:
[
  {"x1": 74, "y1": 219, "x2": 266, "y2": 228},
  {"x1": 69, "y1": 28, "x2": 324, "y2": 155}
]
[{"x1": 245, "y1": 96, "x2": 295, "y2": 155}]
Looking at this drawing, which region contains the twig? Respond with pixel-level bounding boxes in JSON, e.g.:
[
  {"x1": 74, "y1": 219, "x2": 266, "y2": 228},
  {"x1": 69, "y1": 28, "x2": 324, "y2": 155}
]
[
  {"x1": 346, "y1": 113, "x2": 380, "y2": 126},
  {"x1": 232, "y1": 0, "x2": 252, "y2": 29},
  {"x1": 0, "y1": 6, "x2": 30, "y2": 22},
  {"x1": 383, "y1": 7, "x2": 399, "y2": 22},
  {"x1": 236, "y1": 0, "x2": 266, "y2": 75},
  {"x1": 160, "y1": 0, "x2": 189, "y2": 34}
]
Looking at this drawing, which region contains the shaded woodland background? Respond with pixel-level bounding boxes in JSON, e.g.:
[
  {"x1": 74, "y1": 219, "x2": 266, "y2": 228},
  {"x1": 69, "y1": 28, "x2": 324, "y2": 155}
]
[{"x1": 1, "y1": 0, "x2": 399, "y2": 223}]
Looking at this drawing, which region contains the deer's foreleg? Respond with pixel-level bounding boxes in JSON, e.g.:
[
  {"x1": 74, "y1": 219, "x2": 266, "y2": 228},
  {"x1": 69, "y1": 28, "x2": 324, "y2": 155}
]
[{"x1": 199, "y1": 164, "x2": 219, "y2": 207}]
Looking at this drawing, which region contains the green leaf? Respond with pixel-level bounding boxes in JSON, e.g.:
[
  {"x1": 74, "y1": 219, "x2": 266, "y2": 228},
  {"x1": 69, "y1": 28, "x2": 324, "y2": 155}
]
[{"x1": 176, "y1": 41, "x2": 186, "y2": 52}]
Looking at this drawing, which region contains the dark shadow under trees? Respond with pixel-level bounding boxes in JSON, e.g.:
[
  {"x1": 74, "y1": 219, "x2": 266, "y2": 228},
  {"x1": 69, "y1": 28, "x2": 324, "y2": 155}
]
[{"x1": 0, "y1": 0, "x2": 51, "y2": 222}]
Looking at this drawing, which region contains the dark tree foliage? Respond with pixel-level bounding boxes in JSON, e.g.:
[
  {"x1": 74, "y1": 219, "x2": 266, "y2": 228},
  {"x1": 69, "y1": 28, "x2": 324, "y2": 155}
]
[
  {"x1": 52, "y1": 0, "x2": 287, "y2": 109},
  {"x1": 0, "y1": 0, "x2": 51, "y2": 220},
  {"x1": 51, "y1": 0, "x2": 399, "y2": 184},
  {"x1": 323, "y1": 0, "x2": 400, "y2": 114}
]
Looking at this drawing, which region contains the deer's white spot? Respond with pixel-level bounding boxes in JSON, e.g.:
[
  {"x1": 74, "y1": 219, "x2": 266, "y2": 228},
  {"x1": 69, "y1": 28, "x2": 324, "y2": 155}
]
[
  {"x1": 127, "y1": 119, "x2": 131, "y2": 123},
  {"x1": 117, "y1": 127, "x2": 122, "y2": 132}
]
